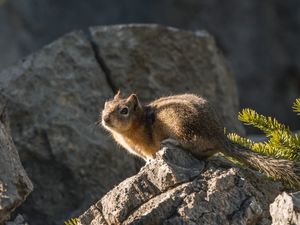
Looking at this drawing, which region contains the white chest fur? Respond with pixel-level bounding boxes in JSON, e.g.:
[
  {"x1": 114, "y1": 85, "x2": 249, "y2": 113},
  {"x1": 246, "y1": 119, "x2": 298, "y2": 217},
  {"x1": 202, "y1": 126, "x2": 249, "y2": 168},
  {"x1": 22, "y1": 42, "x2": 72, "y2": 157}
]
[{"x1": 111, "y1": 131, "x2": 146, "y2": 159}]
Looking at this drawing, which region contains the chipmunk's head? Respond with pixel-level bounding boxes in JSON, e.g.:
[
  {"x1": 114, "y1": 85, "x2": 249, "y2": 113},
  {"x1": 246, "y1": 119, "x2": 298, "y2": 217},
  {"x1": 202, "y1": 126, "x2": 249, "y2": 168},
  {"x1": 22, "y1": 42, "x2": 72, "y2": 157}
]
[{"x1": 101, "y1": 91, "x2": 143, "y2": 133}]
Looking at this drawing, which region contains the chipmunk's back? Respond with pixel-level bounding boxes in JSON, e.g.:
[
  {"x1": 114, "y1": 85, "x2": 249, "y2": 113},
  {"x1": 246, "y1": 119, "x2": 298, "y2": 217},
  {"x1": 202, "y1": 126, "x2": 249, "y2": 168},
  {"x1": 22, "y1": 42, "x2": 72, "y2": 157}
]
[{"x1": 148, "y1": 94, "x2": 225, "y2": 157}]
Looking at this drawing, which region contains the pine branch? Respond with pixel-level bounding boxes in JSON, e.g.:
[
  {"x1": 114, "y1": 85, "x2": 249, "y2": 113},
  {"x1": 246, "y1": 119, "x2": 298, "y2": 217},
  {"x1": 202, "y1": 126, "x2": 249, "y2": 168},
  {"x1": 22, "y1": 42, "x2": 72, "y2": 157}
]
[
  {"x1": 227, "y1": 133, "x2": 292, "y2": 160},
  {"x1": 268, "y1": 131, "x2": 300, "y2": 160},
  {"x1": 293, "y1": 98, "x2": 300, "y2": 115},
  {"x1": 64, "y1": 218, "x2": 78, "y2": 225},
  {"x1": 227, "y1": 133, "x2": 254, "y2": 149},
  {"x1": 238, "y1": 109, "x2": 292, "y2": 137}
]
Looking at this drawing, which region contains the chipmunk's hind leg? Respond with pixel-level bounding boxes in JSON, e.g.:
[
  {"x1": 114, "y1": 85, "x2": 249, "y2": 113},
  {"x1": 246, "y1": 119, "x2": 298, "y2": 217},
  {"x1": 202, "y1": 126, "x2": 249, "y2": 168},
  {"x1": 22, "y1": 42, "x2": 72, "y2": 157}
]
[{"x1": 160, "y1": 138, "x2": 182, "y2": 149}]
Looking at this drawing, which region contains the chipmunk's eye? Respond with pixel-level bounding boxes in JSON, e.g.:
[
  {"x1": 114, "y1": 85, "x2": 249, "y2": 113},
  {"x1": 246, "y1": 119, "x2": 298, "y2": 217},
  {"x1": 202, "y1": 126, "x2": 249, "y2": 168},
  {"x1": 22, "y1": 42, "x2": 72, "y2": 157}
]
[{"x1": 119, "y1": 107, "x2": 129, "y2": 115}]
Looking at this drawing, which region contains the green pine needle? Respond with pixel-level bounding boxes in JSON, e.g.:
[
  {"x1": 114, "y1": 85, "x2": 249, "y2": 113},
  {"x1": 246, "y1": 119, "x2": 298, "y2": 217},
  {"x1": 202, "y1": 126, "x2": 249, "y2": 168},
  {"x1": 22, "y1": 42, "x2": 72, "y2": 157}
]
[
  {"x1": 64, "y1": 218, "x2": 79, "y2": 225},
  {"x1": 227, "y1": 132, "x2": 291, "y2": 159},
  {"x1": 227, "y1": 133, "x2": 254, "y2": 148},
  {"x1": 238, "y1": 108, "x2": 292, "y2": 137},
  {"x1": 293, "y1": 98, "x2": 300, "y2": 115}
]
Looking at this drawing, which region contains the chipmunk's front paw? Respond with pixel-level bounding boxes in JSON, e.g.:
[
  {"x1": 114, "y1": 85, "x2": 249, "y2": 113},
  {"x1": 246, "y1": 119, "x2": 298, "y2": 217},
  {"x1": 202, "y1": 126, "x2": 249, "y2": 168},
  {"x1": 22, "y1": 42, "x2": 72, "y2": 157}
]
[
  {"x1": 145, "y1": 157, "x2": 155, "y2": 164},
  {"x1": 160, "y1": 138, "x2": 181, "y2": 149}
]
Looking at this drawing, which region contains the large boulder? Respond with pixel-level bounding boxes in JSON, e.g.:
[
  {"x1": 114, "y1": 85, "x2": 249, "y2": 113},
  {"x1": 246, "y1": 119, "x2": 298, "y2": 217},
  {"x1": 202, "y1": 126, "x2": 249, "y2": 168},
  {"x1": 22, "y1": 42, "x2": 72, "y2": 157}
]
[
  {"x1": 0, "y1": 98, "x2": 33, "y2": 224},
  {"x1": 0, "y1": 25, "x2": 244, "y2": 224},
  {"x1": 79, "y1": 141, "x2": 281, "y2": 225},
  {"x1": 90, "y1": 24, "x2": 244, "y2": 134},
  {"x1": 0, "y1": 31, "x2": 138, "y2": 224}
]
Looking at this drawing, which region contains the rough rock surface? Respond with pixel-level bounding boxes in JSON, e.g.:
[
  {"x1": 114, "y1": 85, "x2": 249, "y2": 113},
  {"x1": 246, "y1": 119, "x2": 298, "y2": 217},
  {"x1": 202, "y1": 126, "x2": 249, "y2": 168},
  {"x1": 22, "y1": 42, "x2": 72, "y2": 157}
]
[
  {"x1": 0, "y1": 25, "x2": 244, "y2": 224},
  {"x1": 270, "y1": 192, "x2": 300, "y2": 225},
  {"x1": 0, "y1": 31, "x2": 138, "y2": 224},
  {"x1": 0, "y1": 98, "x2": 33, "y2": 224},
  {"x1": 90, "y1": 24, "x2": 244, "y2": 134},
  {"x1": 79, "y1": 142, "x2": 281, "y2": 225},
  {"x1": 5, "y1": 215, "x2": 29, "y2": 225}
]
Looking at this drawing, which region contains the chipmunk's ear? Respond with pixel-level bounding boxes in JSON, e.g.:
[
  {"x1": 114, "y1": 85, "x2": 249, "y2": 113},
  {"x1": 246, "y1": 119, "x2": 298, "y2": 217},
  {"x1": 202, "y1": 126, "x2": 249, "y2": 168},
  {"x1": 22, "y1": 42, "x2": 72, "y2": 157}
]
[
  {"x1": 113, "y1": 90, "x2": 121, "y2": 100},
  {"x1": 127, "y1": 94, "x2": 141, "y2": 110}
]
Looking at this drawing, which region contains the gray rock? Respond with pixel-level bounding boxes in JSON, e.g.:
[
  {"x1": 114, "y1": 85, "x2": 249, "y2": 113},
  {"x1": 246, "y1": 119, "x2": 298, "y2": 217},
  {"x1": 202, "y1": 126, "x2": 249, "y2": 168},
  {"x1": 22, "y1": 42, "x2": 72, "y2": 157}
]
[
  {"x1": 90, "y1": 24, "x2": 244, "y2": 134},
  {"x1": 0, "y1": 31, "x2": 138, "y2": 224},
  {"x1": 79, "y1": 143, "x2": 280, "y2": 225},
  {"x1": 5, "y1": 214, "x2": 29, "y2": 225},
  {"x1": 270, "y1": 192, "x2": 300, "y2": 225},
  {"x1": 0, "y1": 100, "x2": 33, "y2": 224}
]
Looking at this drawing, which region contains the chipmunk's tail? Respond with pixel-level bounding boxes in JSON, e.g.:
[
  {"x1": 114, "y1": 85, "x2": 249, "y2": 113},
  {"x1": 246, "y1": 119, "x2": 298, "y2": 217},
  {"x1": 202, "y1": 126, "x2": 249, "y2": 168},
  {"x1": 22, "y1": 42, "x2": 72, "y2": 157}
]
[{"x1": 222, "y1": 139, "x2": 300, "y2": 189}]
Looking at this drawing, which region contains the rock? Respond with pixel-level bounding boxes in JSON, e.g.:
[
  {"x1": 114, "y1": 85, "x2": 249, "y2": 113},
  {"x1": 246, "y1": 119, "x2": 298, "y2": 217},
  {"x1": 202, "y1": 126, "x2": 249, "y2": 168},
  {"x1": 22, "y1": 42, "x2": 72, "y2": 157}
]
[
  {"x1": 0, "y1": 99, "x2": 33, "y2": 224},
  {"x1": 0, "y1": 31, "x2": 138, "y2": 225},
  {"x1": 90, "y1": 24, "x2": 244, "y2": 134},
  {"x1": 5, "y1": 215, "x2": 29, "y2": 225},
  {"x1": 270, "y1": 192, "x2": 300, "y2": 225},
  {"x1": 79, "y1": 143, "x2": 280, "y2": 225},
  {"x1": 0, "y1": 25, "x2": 244, "y2": 224}
]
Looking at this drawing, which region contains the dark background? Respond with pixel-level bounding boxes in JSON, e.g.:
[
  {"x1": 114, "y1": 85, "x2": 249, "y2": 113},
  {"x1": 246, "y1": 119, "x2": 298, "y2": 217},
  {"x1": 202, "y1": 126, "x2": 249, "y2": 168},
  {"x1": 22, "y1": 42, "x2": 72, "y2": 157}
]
[{"x1": 1, "y1": 0, "x2": 300, "y2": 133}]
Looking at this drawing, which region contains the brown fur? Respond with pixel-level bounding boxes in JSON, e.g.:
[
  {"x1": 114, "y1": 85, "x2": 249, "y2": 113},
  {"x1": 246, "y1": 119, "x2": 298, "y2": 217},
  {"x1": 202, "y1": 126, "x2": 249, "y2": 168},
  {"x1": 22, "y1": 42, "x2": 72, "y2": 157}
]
[{"x1": 101, "y1": 92, "x2": 300, "y2": 188}]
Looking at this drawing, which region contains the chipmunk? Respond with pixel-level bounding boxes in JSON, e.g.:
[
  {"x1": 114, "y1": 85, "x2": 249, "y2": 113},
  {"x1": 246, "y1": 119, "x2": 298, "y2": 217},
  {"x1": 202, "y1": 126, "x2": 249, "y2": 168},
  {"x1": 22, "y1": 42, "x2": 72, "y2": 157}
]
[{"x1": 101, "y1": 91, "x2": 300, "y2": 187}]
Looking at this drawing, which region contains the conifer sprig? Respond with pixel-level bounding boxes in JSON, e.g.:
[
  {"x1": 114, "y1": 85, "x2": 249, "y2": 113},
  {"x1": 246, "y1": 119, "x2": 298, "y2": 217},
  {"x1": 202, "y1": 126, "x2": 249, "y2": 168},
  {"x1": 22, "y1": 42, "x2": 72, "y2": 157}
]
[
  {"x1": 293, "y1": 98, "x2": 300, "y2": 115},
  {"x1": 227, "y1": 133, "x2": 284, "y2": 159},
  {"x1": 227, "y1": 98, "x2": 300, "y2": 162},
  {"x1": 238, "y1": 109, "x2": 292, "y2": 137},
  {"x1": 64, "y1": 218, "x2": 78, "y2": 225}
]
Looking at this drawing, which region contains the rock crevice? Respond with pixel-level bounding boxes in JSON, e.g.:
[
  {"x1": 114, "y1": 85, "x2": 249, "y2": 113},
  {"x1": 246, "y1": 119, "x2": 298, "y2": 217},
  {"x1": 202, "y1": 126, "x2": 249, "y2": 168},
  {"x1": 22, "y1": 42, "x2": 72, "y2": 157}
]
[{"x1": 83, "y1": 30, "x2": 118, "y2": 93}]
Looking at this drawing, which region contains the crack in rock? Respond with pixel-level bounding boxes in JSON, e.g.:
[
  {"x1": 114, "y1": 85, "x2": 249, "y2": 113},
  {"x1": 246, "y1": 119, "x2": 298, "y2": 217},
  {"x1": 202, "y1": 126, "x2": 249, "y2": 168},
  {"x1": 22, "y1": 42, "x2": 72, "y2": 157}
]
[{"x1": 83, "y1": 29, "x2": 118, "y2": 94}]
